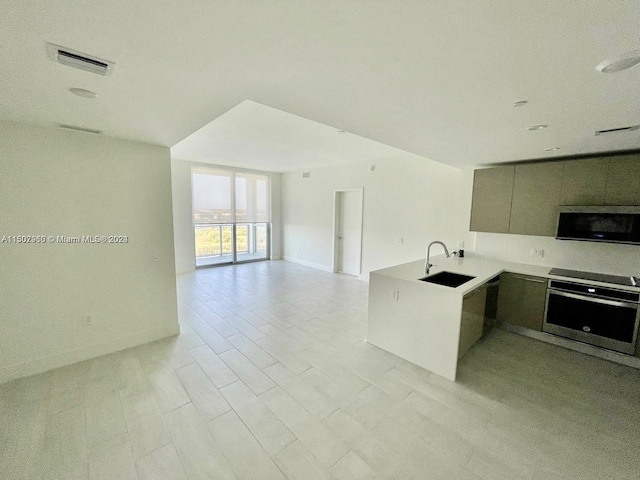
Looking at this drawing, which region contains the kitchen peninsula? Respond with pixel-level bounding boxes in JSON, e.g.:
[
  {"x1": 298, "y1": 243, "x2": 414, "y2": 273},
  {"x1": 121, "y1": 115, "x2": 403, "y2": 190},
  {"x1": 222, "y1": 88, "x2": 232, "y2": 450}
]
[{"x1": 367, "y1": 253, "x2": 640, "y2": 381}]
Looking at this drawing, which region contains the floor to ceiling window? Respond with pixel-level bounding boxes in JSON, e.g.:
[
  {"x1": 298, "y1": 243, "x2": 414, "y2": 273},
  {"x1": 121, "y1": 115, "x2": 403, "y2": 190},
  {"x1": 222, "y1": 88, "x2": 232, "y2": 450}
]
[{"x1": 192, "y1": 166, "x2": 270, "y2": 267}]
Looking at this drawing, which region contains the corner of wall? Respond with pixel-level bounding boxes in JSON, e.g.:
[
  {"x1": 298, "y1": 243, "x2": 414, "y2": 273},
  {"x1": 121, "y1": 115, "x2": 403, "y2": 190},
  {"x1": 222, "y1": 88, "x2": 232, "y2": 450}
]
[{"x1": 0, "y1": 322, "x2": 180, "y2": 384}]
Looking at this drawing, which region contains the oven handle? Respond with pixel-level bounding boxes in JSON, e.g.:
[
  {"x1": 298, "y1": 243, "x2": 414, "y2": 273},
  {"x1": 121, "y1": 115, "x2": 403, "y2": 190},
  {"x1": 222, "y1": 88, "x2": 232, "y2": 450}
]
[{"x1": 549, "y1": 289, "x2": 639, "y2": 309}]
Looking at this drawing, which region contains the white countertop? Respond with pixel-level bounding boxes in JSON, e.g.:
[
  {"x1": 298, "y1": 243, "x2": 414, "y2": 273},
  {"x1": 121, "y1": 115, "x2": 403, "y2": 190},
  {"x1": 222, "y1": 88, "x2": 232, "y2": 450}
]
[
  {"x1": 372, "y1": 253, "x2": 640, "y2": 294},
  {"x1": 368, "y1": 253, "x2": 640, "y2": 382}
]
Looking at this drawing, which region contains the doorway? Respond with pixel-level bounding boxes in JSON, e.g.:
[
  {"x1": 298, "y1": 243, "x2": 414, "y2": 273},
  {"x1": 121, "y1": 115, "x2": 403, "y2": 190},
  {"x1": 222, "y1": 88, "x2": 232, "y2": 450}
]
[{"x1": 333, "y1": 188, "x2": 364, "y2": 277}]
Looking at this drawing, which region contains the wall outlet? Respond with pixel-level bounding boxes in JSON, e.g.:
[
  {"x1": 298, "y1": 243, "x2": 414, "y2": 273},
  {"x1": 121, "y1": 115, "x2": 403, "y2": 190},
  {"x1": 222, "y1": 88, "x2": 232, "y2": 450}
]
[
  {"x1": 83, "y1": 315, "x2": 92, "y2": 326},
  {"x1": 530, "y1": 248, "x2": 545, "y2": 257},
  {"x1": 397, "y1": 238, "x2": 404, "y2": 245},
  {"x1": 392, "y1": 290, "x2": 400, "y2": 301}
]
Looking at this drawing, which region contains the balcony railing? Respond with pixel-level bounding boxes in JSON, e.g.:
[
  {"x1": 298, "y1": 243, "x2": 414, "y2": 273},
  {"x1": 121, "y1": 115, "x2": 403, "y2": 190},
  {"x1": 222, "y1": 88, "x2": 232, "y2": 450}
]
[{"x1": 195, "y1": 223, "x2": 268, "y2": 267}]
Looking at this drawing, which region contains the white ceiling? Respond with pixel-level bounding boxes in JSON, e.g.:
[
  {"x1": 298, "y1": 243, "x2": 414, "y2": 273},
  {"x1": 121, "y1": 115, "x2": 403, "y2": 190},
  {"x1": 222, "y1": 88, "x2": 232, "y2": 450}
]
[
  {"x1": 2, "y1": 1, "x2": 640, "y2": 169},
  {"x1": 171, "y1": 100, "x2": 427, "y2": 172}
]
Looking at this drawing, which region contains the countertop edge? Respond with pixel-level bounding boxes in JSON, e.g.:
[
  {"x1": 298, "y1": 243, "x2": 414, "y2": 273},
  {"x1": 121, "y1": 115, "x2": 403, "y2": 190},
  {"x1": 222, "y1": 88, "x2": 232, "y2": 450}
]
[{"x1": 371, "y1": 255, "x2": 640, "y2": 295}]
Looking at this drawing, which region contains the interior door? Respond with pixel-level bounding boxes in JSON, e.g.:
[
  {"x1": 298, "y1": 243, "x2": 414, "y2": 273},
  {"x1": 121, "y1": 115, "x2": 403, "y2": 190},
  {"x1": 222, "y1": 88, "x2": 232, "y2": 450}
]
[{"x1": 337, "y1": 190, "x2": 363, "y2": 276}]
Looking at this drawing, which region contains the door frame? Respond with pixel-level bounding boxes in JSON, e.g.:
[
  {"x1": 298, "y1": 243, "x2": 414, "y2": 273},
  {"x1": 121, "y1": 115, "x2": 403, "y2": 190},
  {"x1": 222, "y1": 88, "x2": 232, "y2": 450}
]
[{"x1": 332, "y1": 187, "x2": 364, "y2": 276}]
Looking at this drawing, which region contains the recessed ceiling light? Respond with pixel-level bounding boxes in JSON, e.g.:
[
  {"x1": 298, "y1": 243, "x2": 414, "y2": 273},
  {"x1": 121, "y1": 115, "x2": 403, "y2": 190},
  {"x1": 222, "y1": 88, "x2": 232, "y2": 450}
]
[
  {"x1": 336, "y1": 130, "x2": 346, "y2": 134},
  {"x1": 512, "y1": 101, "x2": 528, "y2": 107},
  {"x1": 596, "y1": 50, "x2": 640, "y2": 73},
  {"x1": 544, "y1": 147, "x2": 560, "y2": 152},
  {"x1": 527, "y1": 125, "x2": 548, "y2": 131},
  {"x1": 69, "y1": 88, "x2": 98, "y2": 99}
]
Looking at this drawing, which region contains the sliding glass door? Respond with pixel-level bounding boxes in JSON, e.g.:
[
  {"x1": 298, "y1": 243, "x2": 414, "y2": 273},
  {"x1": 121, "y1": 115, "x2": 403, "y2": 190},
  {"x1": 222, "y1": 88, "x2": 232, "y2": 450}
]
[
  {"x1": 234, "y1": 173, "x2": 269, "y2": 262},
  {"x1": 192, "y1": 167, "x2": 270, "y2": 267}
]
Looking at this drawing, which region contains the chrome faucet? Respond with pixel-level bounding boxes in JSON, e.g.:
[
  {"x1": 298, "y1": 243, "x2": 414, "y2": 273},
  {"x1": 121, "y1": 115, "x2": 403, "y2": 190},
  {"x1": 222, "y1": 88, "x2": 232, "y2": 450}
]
[{"x1": 425, "y1": 241, "x2": 451, "y2": 275}]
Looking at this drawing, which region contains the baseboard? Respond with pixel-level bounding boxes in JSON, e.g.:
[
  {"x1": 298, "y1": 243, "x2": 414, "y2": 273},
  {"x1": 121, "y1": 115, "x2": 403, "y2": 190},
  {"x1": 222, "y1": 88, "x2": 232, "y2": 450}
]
[
  {"x1": 0, "y1": 322, "x2": 181, "y2": 384},
  {"x1": 283, "y1": 256, "x2": 334, "y2": 273}
]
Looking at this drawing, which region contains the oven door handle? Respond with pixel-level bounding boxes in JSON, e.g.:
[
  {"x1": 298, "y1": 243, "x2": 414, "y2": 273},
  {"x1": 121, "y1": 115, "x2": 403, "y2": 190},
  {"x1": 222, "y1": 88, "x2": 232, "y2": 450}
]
[{"x1": 549, "y1": 289, "x2": 639, "y2": 309}]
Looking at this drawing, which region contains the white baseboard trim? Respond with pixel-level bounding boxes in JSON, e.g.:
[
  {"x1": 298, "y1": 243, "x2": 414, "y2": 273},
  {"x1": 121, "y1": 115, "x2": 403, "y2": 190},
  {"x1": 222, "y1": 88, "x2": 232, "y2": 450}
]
[
  {"x1": 283, "y1": 256, "x2": 333, "y2": 273},
  {"x1": 0, "y1": 322, "x2": 181, "y2": 384}
]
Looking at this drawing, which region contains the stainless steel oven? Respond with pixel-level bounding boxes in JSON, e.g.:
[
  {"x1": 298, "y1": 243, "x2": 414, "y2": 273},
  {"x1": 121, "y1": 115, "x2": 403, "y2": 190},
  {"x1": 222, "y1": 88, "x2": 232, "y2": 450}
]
[{"x1": 543, "y1": 279, "x2": 640, "y2": 355}]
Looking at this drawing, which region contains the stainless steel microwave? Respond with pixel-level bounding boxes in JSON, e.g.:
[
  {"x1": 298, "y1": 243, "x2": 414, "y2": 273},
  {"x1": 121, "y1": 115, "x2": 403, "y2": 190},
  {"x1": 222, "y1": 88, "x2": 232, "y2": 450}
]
[{"x1": 556, "y1": 206, "x2": 640, "y2": 245}]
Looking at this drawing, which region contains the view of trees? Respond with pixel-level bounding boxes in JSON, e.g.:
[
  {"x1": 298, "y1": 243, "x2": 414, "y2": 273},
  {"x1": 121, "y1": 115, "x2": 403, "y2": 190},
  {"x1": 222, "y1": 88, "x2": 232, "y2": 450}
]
[{"x1": 195, "y1": 224, "x2": 267, "y2": 258}]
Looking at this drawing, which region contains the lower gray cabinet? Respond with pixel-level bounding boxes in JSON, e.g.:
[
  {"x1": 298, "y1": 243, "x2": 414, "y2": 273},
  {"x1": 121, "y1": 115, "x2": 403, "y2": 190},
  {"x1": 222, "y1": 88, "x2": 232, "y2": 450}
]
[
  {"x1": 496, "y1": 273, "x2": 547, "y2": 331},
  {"x1": 458, "y1": 285, "x2": 487, "y2": 358}
]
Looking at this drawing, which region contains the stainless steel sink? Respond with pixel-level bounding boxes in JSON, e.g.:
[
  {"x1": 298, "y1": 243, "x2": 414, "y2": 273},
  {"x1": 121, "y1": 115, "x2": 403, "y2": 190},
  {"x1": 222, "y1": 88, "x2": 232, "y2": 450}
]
[{"x1": 419, "y1": 271, "x2": 476, "y2": 288}]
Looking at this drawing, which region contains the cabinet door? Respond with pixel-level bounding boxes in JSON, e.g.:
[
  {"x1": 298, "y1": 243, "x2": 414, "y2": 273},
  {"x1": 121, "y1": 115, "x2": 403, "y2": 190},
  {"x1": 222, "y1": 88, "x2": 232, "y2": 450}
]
[
  {"x1": 470, "y1": 166, "x2": 515, "y2": 233},
  {"x1": 509, "y1": 163, "x2": 564, "y2": 236},
  {"x1": 496, "y1": 273, "x2": 547, "y2": 331},
  {"x1": 605, "y1": 155, "x2": 640, "y2": 205},
  {"x1": 459, "y1": 285, "x2": 487, "y2": 358},
  {"x1": 560, "y1": 158, "x2": 609, "y2": 205},
  {"x1": 496, "y1": 273, "x2": 519, "y2": 326}
]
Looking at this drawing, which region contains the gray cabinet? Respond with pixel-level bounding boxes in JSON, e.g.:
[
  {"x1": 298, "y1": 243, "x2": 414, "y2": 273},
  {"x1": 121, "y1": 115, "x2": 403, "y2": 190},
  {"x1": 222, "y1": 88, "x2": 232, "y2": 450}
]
[
  {"x1": 458, "y1": 285, "x2": 487, "y2": 358},
  {"x1": 509, "y1": 163, "x2": 564, "y2": 236},
  {"x1": 470, "y1": 154, "x2": 640, "y2": 236},
  {"x1": 560, "y1": 158, "x2": 609, "y2": 205},
  {"x1": 496, "y1": 273, "x2": 547, "y2": 331},
  {"x1": 605, "y1": 155, "x2": 640, "y2": 205},
  {"x1": 470, "y1": 166, "x2": 515, "y2": 233}
]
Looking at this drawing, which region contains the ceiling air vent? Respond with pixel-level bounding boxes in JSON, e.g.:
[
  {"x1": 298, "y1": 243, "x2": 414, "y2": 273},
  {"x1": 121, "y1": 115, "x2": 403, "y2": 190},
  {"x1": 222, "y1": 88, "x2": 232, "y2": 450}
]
[
  {"x1": 46, "y1": 43, "x2": 115, "y2": 76},
  {"x1": 60, "y1": 124, "x2": 102, "y2": 135},
  {"x1": 302, "y1": 172, "x2": 311, "y2": 178},
  {"x1": 594, "y1": 125, "x2": 640, "y2": 136}
]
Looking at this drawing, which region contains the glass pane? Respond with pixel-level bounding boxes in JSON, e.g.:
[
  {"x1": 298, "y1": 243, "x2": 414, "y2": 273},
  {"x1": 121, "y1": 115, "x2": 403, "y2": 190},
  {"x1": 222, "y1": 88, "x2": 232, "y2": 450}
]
[
  {"x1": 235, "y1": 225, "x2": 249, "y2": 254},
  {"x1": 195, "y1": 224, "x2": 233, "y2": 266},
  {"x1": 192, "y1": 166, "x2": 270, "y2": 267},
  {"x1": 192, "y1": 168, "x2": 232, "y2": 224},
  {"x1": 256, "y1": 223, "x2": 268, "y2": 253},
  {"x1": 235, "y1": 223, "x2": 268, "y2": 263},
  {"x1": 235, "y1": 173, "x2": 270, "y2": 223},
  {"x1": 235, "y1": 177, "x2": 247, "y2": 223},
  {"x1": 256, "y1": 180, "x2": 268, "y2": 222}
]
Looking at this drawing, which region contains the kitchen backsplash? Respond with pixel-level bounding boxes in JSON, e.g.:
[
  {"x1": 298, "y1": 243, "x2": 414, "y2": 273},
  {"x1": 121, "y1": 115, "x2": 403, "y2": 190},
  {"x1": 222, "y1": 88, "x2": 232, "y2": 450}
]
[{"x1": 474, "y1": 232, "x2": 640, "y2": 276}]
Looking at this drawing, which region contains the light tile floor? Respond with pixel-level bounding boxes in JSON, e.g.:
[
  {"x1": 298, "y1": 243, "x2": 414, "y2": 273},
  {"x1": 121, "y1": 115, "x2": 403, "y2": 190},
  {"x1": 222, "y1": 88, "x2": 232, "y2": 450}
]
[{"x1": 2, "y1": 260, "x2": 640, "y2": 479}]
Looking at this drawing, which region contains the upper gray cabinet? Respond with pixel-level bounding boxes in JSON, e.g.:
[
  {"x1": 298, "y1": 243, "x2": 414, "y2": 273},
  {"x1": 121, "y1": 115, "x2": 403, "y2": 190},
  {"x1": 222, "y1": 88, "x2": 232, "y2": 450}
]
[
  {"x1": 469, "y1": 166, "x2": 515, "y2": 233},
  {"x1": 509, "y1": 162, "x2": 564, "y2": 236},
  {"x1": 470, "y1": 153, "x2": 640, "y2": 236},
  {"x1": 605, "y1": 155, "x2": 640, "y2": 205},
  {"x1": 560, "y1": 158, "x2": 609, "y2": 205}
]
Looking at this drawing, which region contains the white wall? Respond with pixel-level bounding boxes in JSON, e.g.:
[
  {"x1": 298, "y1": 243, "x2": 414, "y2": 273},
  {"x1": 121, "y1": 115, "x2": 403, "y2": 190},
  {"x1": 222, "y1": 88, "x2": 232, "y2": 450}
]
[
  {"x1": 475, "y1": 232, "x2": 640, "y2": 276},
  {"x1": 171, "y1": 159, "x2": 196, "y2": 274},
  {"x1": 270, "y1": 173, "x2": 283, "y2": 260},
  {"x1": 170, "y1": 159, "x2": 283, "y2": 273},
  {"x1": 0, "y1": 121, "x2": 179, "y2": 383},
  {"x1": 281, "y1": 155, "x2": 474, "y2": 280}
]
